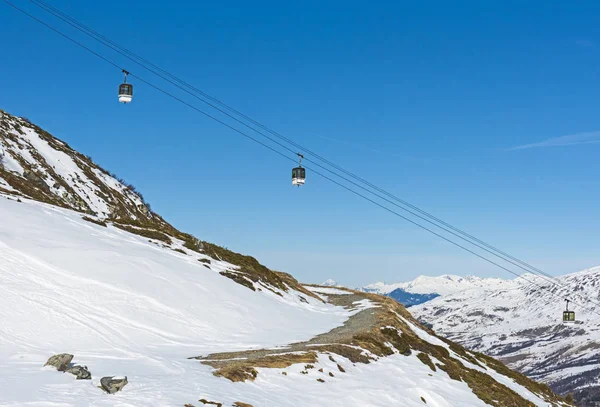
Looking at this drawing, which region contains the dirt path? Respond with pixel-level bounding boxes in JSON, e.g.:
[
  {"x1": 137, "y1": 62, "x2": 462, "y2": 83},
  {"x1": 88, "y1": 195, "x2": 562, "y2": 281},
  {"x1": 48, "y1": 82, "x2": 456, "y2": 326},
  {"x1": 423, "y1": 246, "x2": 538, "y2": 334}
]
[
  {"x1": 193, "y1": 288, "x2": 386, "y2": 375},
  {"x1": 191, "y1": 288, "x2": 572, "y2": 407}
]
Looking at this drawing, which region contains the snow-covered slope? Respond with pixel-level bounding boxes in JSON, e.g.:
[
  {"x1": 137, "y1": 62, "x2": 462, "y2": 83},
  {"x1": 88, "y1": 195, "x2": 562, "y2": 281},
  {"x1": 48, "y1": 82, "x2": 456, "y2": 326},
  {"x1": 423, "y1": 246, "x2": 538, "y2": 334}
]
[
  {"x1": 0, "y1": 110, "x2": 313, "y2": 296},
  {"x1": 0, "y1": 198, "x2": 574, "y2": 406},
  {"x1": 412, "y1": 270, "x2": 600, "y2": 406},
  {"x1": 0, "y1": 110, "x2": 574, "y2": 406},
  {"x1": 0, "y1": 112, "x2": 151, "y2": 220},
  {"x1": 364, "y1": 274, "x2": 511, "y2": 296},
  {"x1": 0, "y1": 197, "x2": 348, "y2": 405}
]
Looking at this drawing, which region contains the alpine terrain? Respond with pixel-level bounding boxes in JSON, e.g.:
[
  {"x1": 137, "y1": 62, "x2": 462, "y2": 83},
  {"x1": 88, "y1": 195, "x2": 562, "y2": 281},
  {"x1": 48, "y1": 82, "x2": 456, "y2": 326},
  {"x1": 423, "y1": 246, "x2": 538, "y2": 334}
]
[
  {"x1": 0, "y1": 109, "x2": 575, "y2": 406},
  {"x1": 412, "y1": 270, "x2": 600, "y2": 407},
  {"x1": 362, "y1": 275, "x2": 508, "y2": 307}
]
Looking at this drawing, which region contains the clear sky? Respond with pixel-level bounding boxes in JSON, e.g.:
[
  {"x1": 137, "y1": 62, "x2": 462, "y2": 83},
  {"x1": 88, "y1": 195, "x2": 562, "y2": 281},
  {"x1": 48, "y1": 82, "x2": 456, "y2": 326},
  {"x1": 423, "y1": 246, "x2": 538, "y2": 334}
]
[{"x1": 2, "y1": 0, "x2": 599, "y2": 287}]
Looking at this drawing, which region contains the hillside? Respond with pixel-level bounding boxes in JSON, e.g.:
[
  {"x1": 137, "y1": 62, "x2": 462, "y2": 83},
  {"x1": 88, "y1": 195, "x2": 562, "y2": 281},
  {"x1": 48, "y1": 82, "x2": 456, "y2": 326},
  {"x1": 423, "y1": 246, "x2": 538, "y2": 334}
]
[
  {"x1": 0, "y1": 109, "x2": 575, "y2": 406},
  {"x1": 0, "y1": 109, "x2": 314, "y2": 298},
  {"x1": 412, "y1": 270, "x2": 600, "y2": 406}
]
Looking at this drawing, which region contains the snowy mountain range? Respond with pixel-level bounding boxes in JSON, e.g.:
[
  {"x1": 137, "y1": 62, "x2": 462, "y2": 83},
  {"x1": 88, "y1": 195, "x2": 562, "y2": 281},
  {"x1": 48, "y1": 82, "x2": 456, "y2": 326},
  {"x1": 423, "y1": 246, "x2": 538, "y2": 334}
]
[
  {"x1": 0, "y1": 109, "x2": 574, "y2": 406},
  {"x1": 361, "y1": 274, "x2": 510, "y2": 307},
  {"x1": 411, "y1": 269, "x2": 600, "y2": 407},
  {"x1": 364, "y1": 274, "x2": 510, "y2": 296}
]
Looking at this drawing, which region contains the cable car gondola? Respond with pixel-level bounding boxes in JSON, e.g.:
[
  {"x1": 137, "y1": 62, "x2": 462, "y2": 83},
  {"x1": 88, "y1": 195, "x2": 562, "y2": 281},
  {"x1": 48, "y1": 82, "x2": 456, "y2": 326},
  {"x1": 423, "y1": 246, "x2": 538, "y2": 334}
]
[
  {"x1": 292, "y1": 153, "x2": 305, "y2": 186},
  {"x1": 563, "y1": 299, "x2": 575, "y2": 323},
  {"x1": 118, "y1": 70, "x2": 133, "y2": 104}
]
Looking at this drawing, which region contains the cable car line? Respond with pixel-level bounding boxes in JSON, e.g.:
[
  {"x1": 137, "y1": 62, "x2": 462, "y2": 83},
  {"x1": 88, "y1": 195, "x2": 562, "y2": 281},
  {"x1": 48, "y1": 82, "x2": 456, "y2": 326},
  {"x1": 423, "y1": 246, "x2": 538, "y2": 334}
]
[
  {"x1": 24, "y1": 0, "x2": 576, "y2": 292},
  {"x1": 6, "y1": 0, "x2": 593, "y2": 314},
  {"x1": 5, "y1": 0, "x2": 598, "y2": 319},
  {"x1": 5, "y1": 0, "x2": 589, "y2": 310},
  {"x1": 20, "y1": 0, "x2": 572, "y2": 289},
  {"x1": 23, "y1": 0, "x2": 571, "y2": 280}
]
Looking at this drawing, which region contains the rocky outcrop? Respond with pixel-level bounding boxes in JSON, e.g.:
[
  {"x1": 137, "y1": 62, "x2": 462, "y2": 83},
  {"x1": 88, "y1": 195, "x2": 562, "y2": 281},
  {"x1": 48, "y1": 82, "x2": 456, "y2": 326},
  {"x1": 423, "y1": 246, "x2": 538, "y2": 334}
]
[
  {"x1": 100, "y1": 376, "x2": 128, "y2": 394},
  {"x1": 198, "y1": 399, "x2": 222, "y2": 406},
  {"x1": 67, "y1": 365, "x2": 91, "y2": 380},
  {"x1": 44, "y1": 353, "x2": 73, "y2": 372},
  {"x1": 23, "y1": 169, "x2": 50, "y2": 192}
]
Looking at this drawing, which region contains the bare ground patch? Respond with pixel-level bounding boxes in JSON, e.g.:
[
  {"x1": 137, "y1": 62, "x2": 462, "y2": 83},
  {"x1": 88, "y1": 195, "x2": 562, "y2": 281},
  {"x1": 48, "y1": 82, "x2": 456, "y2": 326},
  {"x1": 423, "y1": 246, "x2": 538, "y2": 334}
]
[{"x1": 192, "y1": 288, "x2": 572, "y2": 407}]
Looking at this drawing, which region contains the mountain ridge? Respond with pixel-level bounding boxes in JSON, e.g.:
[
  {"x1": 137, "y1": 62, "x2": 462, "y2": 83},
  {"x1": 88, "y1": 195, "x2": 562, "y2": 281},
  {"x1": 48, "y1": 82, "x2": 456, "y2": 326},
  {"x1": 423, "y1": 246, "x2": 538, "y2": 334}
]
[{"x1": 363, "y1": 274, "x2": 512, "y2": 296}]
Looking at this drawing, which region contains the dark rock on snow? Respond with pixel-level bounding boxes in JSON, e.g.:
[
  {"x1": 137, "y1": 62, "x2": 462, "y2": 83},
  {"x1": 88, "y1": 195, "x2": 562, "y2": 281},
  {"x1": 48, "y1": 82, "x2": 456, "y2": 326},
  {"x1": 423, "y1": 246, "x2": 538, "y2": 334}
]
[
  {"x1": 44, "y1": 353, "x2": 73, "y2": 372},
  {"x1": 67, "y1": 365, "x2": 92, "y2": 380},
  {"x1": 100, "y1": 376, "x2": 128, "y2": 394}
]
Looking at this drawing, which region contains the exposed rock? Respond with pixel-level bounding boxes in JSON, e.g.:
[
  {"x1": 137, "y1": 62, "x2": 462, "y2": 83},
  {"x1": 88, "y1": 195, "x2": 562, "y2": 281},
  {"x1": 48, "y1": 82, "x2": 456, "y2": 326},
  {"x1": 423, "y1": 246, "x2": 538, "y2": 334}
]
[
  {"x1": 137, "y1": 203, "x2": 150, "y2": 215},
  {"x1": 67, "y1": 365, "x2": 91, "y2": 380},
  {"x1": 100, "y1": 376, "x2": 128, "y2": 394},
  {"x1": 24, "y1": 169, "x2": 49, "y2": 191},
  {"x1": 198, "y1": 399, "x2": 222, "y2": 406},
  {"x1": 233, "y1": 403, "x2": 254, "y2": 407},
  {"x1": 44, "y1": 353, "x2": 73, "y2": 372}
]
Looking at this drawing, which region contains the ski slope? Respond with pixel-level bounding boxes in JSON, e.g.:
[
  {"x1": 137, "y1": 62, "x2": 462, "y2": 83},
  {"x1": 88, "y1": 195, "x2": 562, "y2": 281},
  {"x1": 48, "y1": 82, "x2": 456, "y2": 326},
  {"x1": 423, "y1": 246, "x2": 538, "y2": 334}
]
[
  {"x1": 0, "y1": 196, "x2": 349, "y2": 405},
  {"x1": 0, "y1": 195, "x2": 571, "y2": 406}
]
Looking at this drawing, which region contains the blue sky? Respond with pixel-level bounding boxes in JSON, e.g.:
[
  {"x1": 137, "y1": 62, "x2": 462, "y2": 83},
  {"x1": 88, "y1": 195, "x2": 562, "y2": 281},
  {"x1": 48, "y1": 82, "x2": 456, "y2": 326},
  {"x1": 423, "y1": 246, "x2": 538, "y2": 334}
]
[{"x1": 1, "y1": 0, "x2": 600, "y2": 286}]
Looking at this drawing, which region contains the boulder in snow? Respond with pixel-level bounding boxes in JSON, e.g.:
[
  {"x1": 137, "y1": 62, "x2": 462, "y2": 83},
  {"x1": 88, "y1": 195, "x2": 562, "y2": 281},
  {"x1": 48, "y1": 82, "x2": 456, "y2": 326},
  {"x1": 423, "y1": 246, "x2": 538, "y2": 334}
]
[
  {"x1": 67, "y1": 365, "x2": 91, "y2": 380},
  {"x1": 100, "y1": 376, "x2": 128, "y2": 394},
  {"x1": 44, "y1": 353, "x2": 73, "y2": 372}
]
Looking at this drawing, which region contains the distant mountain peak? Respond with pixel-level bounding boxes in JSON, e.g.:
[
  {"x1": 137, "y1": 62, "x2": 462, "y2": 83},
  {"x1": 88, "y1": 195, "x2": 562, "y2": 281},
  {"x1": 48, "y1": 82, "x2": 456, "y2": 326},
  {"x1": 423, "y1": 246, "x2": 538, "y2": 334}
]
[
  {"x1": 321, "y1": 279, "x2": 338, "y2": 287},
  {"x1": 362, "y1": 274, "x2": 509, "y2": 297}
]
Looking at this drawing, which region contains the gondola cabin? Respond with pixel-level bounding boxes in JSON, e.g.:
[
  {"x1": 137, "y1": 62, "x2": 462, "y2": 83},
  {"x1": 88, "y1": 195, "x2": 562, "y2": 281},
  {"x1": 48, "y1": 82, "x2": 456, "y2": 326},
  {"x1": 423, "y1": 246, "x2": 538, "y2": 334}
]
[
  {"x1": 292, "y1": 166, "x2": 305, "y2": 186},
  {"x1": 118, "y1": 83, "x2": 133, "y2": 103},
  {"x1": 563, "y1": 311, "x2": 575, "y2": 323},
  {"x1": 563, "y1": 299, "x2": 575, "y2": 323},
  {"x1": 292, "y1": 153, "x2": 306, "y2": 186},
  {"x1": 118, "y1": 70, "x2": 133, "y2": 104}
]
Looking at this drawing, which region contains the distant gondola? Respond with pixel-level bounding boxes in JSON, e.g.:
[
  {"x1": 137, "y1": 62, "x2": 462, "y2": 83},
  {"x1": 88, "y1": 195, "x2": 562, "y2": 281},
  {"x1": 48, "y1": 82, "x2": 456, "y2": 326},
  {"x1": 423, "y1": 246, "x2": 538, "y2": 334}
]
[{"x1": 563, "y1": 299, "x2": 575, "y2": 323}]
